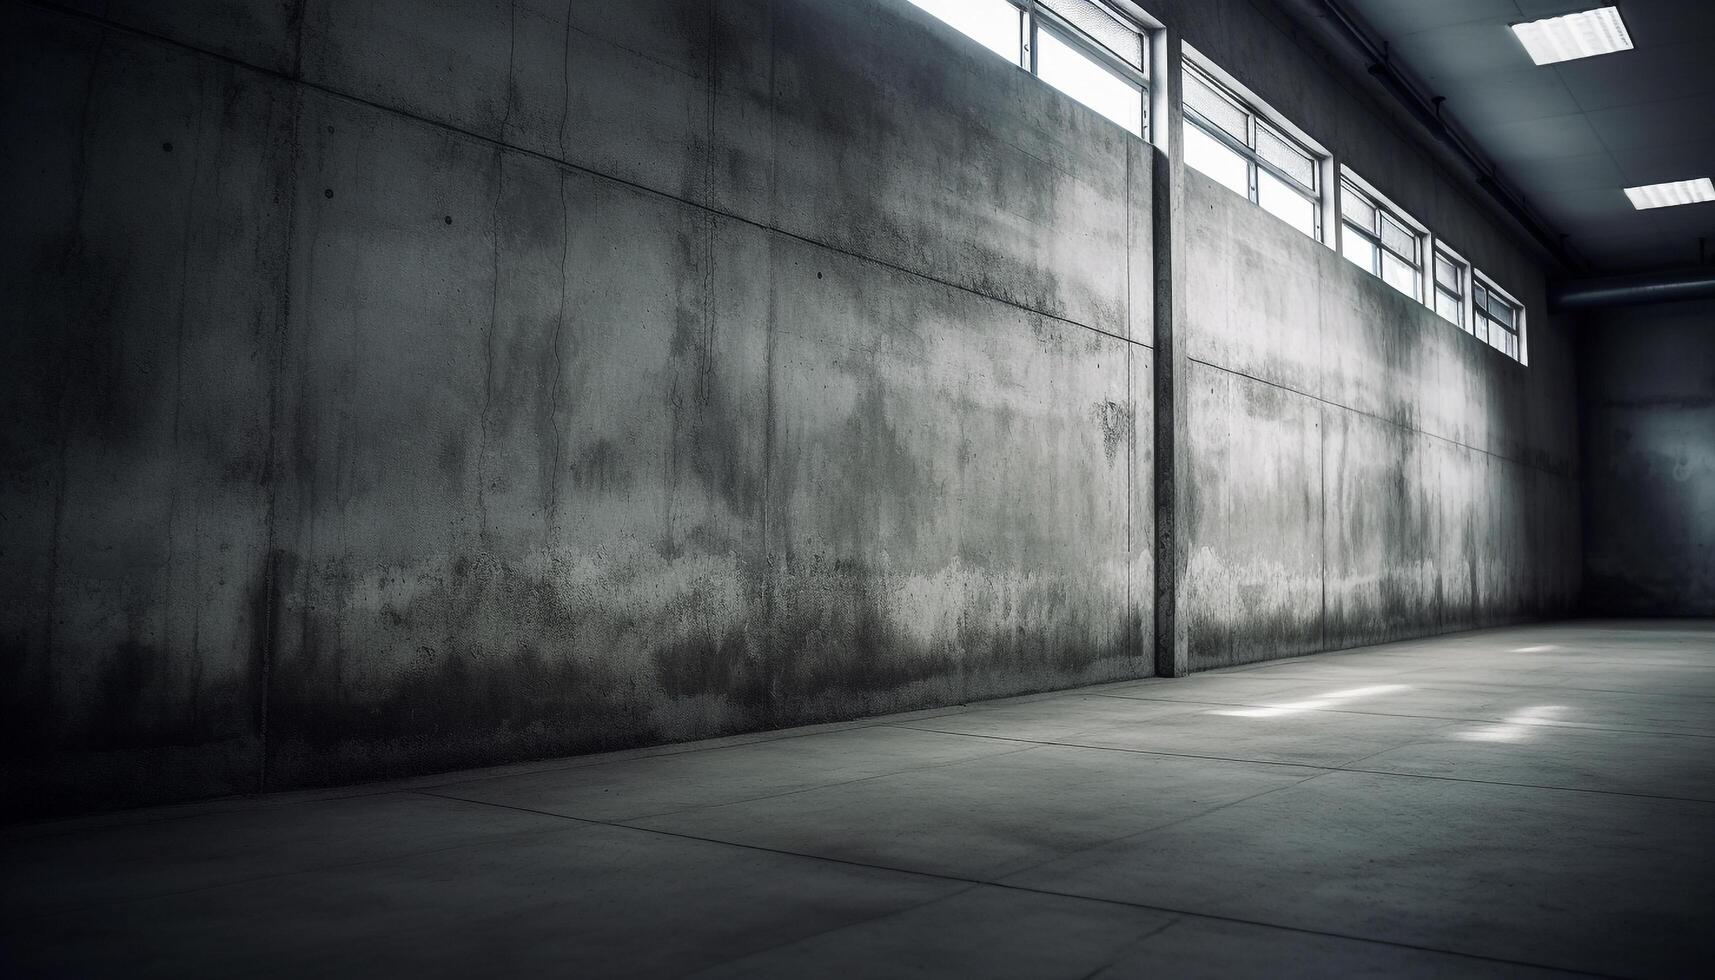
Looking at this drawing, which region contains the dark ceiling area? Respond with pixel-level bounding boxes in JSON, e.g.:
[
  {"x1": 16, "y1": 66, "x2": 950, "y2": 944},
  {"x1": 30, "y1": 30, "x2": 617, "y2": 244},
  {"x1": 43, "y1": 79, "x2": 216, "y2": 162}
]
[{"x1": 1335, "y1": 0, "x2": 1715, "y2": 275}]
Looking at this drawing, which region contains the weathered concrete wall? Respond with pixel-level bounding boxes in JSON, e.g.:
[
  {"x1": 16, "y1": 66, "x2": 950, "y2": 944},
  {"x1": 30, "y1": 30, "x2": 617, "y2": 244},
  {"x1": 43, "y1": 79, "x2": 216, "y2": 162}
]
[
  {"x1": 4, "y1": 0, "x2": 1584, "y2": 816},
  {"x1": 1, "y1": 0, "x2": 1152, "y2": 817},
  {"x1": 1181, "y1": 173, "x2": 1580, "y2": 668},
  {"x1": 1154, "y1": 0, "x2": 1583, "y2": 667},
  {"x1": 1103, "y1": 0, "x2": 1582, "y2": 668},
  {"x1": 1582, "y1": 299, "x2": 1715, "y2": 615}
]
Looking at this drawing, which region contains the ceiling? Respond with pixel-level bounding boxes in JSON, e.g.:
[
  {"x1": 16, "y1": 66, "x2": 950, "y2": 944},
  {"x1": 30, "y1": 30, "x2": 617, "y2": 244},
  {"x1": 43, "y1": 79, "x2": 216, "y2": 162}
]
[{"x1": 1338, "y1": 0, "x2": 1715, "y2": 274}]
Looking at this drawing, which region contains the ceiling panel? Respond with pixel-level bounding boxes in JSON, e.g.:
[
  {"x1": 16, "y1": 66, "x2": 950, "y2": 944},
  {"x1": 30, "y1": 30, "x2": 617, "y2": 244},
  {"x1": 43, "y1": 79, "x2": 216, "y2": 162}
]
[
  {"x1": 1338, "y1": 0, "x2": 1715, "y2": 273},
  {"x1": 1553, "y1": 40, "x2": 1714, "y2": 112},
  {"x1": 1585, "y1": 94, "x2": 1715, "y2": 151},
  {"x1": 1388, "y1": 21, "x2": 1538, "y2": 82},
  {"x1": 1503, "y1": 152, "x2": 1627, "y2": 192},
  {"x1": 1597, "y1": 0, "x2": 1715, "y2": 40},
  {"x1": 1531, "y1": 187, "x2": 1638, "y2": 223},
  {"x1": 1429, "y1": 67, "x2": 1582, "y2": 126},
  {"x1": 1606, "y1": 137, "x2": 1715, "y2": 185},
  {"x1": 1355, "y1": 0, "x2": 1519, "y2": 39},
  {"x1": 1477, "y1": 112, "x2": 1611, "y2": 161}
]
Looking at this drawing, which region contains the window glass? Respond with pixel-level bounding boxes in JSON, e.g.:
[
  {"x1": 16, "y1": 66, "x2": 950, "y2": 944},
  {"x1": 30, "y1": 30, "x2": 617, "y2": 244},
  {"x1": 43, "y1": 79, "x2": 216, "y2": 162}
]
[
  {"x1": 1255, "y1": 124, "x2": 1315, "y2": 190},
  {"x1": 1434, "y1": 253, "x2": 1460, "y2": 291},
  {"x1": 1183, "y1": 68, "x2": 1248, "y2": 141},
  {"x1": 908, "y1": 0, "x2": 1023, "y2": 63},
  {"x1": 1040, "y1": 0, "x2": 1144, "y2": 70},
  {"x1": 1472, "y1": 277, "x2": 1526, "y2": 356},
  {"x1": 1258, "y1": 168, "x2": 1316, "y2": 238},
  {"x1": 1184, "y1": 121, "x2": 1250, "y2": 197},
  {"x1": 1343, "y1": 175, "x2": 1431, "y2": 302},
  {"x1": 1379, "y1": 214, "x2": 1417, "y2": 261},
  {"x1": 1470, "y1": 283, "x2": 1490, "y2": 341},
  {"x1": 1342, "y1": 229, "x2": 1376, "y2": 271},
  {"x1": 1381, "y1": 251, "x2": 1417, "y2": 298},
  {"x1": 1036, "y1": 27, "x2": 1143, "y2": 135},
  {"x1": 1434, "y1": 288, "x2": 1461, "y2": 326},
  {"x1": 1341, "y1": 185, "x2": 1376, "y2": 228},
  {"x1": 1185, "y1": 57, "x2": 1325, "y2": 241},
  {"x1": 1489, "y1": 294, "x2": 1516, "y2": 329}
]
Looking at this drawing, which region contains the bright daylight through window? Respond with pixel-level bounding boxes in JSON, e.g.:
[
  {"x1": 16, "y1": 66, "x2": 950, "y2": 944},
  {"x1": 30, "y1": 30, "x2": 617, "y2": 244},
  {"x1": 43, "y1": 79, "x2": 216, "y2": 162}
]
[
  {"x1": 909, "y1": 0, "x2": 1148, "y2": 137},
  {"x1": 1473, "y1": 277, "x2": 1523, "y2": 361},
  {"x1": 1433, "y1": 248, "x2": 1466, "y2": 328},
  {"x1": 910, "y1": 0, "x2": 1527, "y2": 367},
  {"x1": 906, "y1": 0, "x2": 1023, "y2": 63},
  {"x1": 1182, "y1": 60, "x2": 1321, "y2": 240},
  {"x1": 1341, "y1": 177, "x2": 1421, "y2": 300}
]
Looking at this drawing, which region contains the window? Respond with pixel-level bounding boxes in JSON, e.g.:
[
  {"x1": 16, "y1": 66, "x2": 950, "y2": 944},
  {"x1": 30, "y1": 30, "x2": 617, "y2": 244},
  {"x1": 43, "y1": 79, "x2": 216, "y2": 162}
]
[
  {"x1": 1432, "y1": 248, "x2": 1466, "y2": 328},
  {"x1": 908, "y1": 0, "x2": 1149, "y2": 137},
  {"x1": 1036, "y1": 23, "x2": 1144, "y2": 134},
  {"x1": 906, "y1": 0, "x2": 1024, "y2": 64},
  {"x1": 1473, "y1": 276, "x2": 1523, "y2": 361},
  {"x1": 1181, "y1": 60, "x2": 1322, "y2": 240},
  {"x1": 1340, "y1": 177, "x2": 1422, "y2": 301}
]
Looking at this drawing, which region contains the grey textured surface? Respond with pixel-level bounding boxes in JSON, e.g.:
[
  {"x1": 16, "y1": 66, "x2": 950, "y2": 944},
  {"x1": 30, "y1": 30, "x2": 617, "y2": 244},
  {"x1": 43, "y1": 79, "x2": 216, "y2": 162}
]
[
  {"x1": 4, "y1": 622, "x2": 1709, "y2": 977},
  {"x1": 3, "y1": 0, "x2": 1575, "y2": 816},
  {"x1": 0, "y1": 0, "x2": 1151, "y2": 815},
  {"x1": 1582, "y1": 297, "x2": 1715, "y2": 615},
  {"x1": 1181, "y1": 170, "x2": 1579, "y2": 669}
]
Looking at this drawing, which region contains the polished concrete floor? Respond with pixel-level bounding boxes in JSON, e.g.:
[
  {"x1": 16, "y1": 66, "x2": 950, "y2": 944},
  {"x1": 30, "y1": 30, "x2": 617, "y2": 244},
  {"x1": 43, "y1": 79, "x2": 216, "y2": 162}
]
[{"x1": 4, "y1": 621, "x2": 1713, "y2": 978}]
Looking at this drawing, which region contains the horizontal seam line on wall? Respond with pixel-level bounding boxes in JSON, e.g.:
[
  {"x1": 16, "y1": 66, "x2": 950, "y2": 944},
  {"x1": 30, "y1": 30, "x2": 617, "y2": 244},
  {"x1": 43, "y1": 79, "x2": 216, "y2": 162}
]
[
  {"x1": 1187, "y1": 355, "x2": 1573, "y2": 477},
  {"x1": 25, "y1": 0, "x2": 1152, "y2": 355}
]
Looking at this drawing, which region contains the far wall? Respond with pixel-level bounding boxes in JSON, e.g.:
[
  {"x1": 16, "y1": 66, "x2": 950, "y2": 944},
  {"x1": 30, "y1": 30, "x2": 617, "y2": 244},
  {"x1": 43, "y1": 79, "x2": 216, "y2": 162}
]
[{"x1": 1582, "y1": 298, "x2": 1715, "y2": 615}]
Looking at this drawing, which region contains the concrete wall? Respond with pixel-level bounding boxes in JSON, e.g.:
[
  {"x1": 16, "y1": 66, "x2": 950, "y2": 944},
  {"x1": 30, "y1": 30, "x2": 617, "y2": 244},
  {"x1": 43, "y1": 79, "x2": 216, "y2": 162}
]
[
  {"x1": 1182, "y1": 174, "x2": 1580, "y2": 668},
  {"x1": 0, "y1": 0, "x2": 1152, "y2": 817},
  {"x1": 1143, "y1": 0, "x2": 1581, "y2": 668},
  {"x1": 2, "y1": 0, "x2": 1580, "y2": 816},
  {"x1": 1582, "y1": 298, "x2": 1715, "y2": 615}
]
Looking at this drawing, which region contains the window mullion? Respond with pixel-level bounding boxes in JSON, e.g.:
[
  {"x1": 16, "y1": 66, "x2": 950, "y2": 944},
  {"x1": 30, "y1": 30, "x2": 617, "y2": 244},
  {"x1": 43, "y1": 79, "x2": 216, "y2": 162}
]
[
  {"x1": 1246, "y1": 113, "x2": 1258, "y2": 204},
  {"x1": 1026, "y1": 3, "x2": 1038, "y2": 74}
]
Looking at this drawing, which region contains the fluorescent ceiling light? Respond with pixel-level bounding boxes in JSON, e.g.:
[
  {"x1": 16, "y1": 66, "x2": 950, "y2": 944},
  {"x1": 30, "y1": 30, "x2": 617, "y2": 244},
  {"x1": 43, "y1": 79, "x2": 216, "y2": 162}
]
[
  {"x1": 1511, "y1": 6, "x2": 1633, "y2": 65},
  {"x1": 1624, "y1": 177, "x2": 1715, "y2": 210}
]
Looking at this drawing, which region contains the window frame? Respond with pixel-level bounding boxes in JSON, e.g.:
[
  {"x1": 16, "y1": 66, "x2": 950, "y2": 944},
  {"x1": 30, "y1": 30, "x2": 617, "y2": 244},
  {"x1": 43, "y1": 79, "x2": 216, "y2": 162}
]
[
  {"x1": 1431, "y1": 244, "x2": 1468, "y2": 330},
  {"x1": 1181, "y1": 58, "x2": 1324, "y2": 241},
  {"x1": 1472, "y1": 272, "x2": 1525, "y2": 363},
  {"x1": 908, "y1": 0, "x2": 1153, "y2": 139},
  {"x1": 1339, "y1": 173, "x2": 1425, "y2": 302},
  {"x1": 1029, "y1": 5, "x2": 1150, "y2": 136}
]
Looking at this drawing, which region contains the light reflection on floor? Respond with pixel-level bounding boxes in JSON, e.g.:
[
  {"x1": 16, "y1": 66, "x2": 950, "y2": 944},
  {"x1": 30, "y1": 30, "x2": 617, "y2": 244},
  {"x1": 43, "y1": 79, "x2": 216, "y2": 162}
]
[
  {"x1": 1210, "y1": 684, "x2": 1409, "y2": 718},
  {"x1": 1456, "y1": 705, "x2": 1570, "y2": 742}
]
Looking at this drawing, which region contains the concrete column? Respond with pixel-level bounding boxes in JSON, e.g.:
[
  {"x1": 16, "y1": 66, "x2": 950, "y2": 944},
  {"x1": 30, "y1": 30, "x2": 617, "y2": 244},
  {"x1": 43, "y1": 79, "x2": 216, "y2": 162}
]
[{"x1": 1151, "y1": 29, "x2": 1190, "y2": 678}]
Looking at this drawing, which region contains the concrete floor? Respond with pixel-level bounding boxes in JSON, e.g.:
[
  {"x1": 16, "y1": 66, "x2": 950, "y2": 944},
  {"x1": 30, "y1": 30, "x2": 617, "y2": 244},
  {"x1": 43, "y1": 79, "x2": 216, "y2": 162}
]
[{"x1": 4, "y1": 621, "x2": 1712, "y2": 978}]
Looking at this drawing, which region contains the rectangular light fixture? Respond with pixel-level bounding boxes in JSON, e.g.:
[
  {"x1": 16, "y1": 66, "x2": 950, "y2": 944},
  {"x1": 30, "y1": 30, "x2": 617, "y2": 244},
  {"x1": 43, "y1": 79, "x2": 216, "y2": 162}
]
[
  {"x1": 1511, "y1": 6, "x2": 1633, "y2": 65},
  {"x1": 1624, "y1": 177, "x2": 1715, "y2": 210}
]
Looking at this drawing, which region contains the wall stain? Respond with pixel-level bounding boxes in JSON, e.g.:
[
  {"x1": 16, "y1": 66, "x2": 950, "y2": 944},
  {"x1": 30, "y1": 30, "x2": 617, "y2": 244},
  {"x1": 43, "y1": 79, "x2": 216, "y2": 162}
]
[{"x1": 1095, "y1": 399, "x2": 1131, "y2": 464}]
